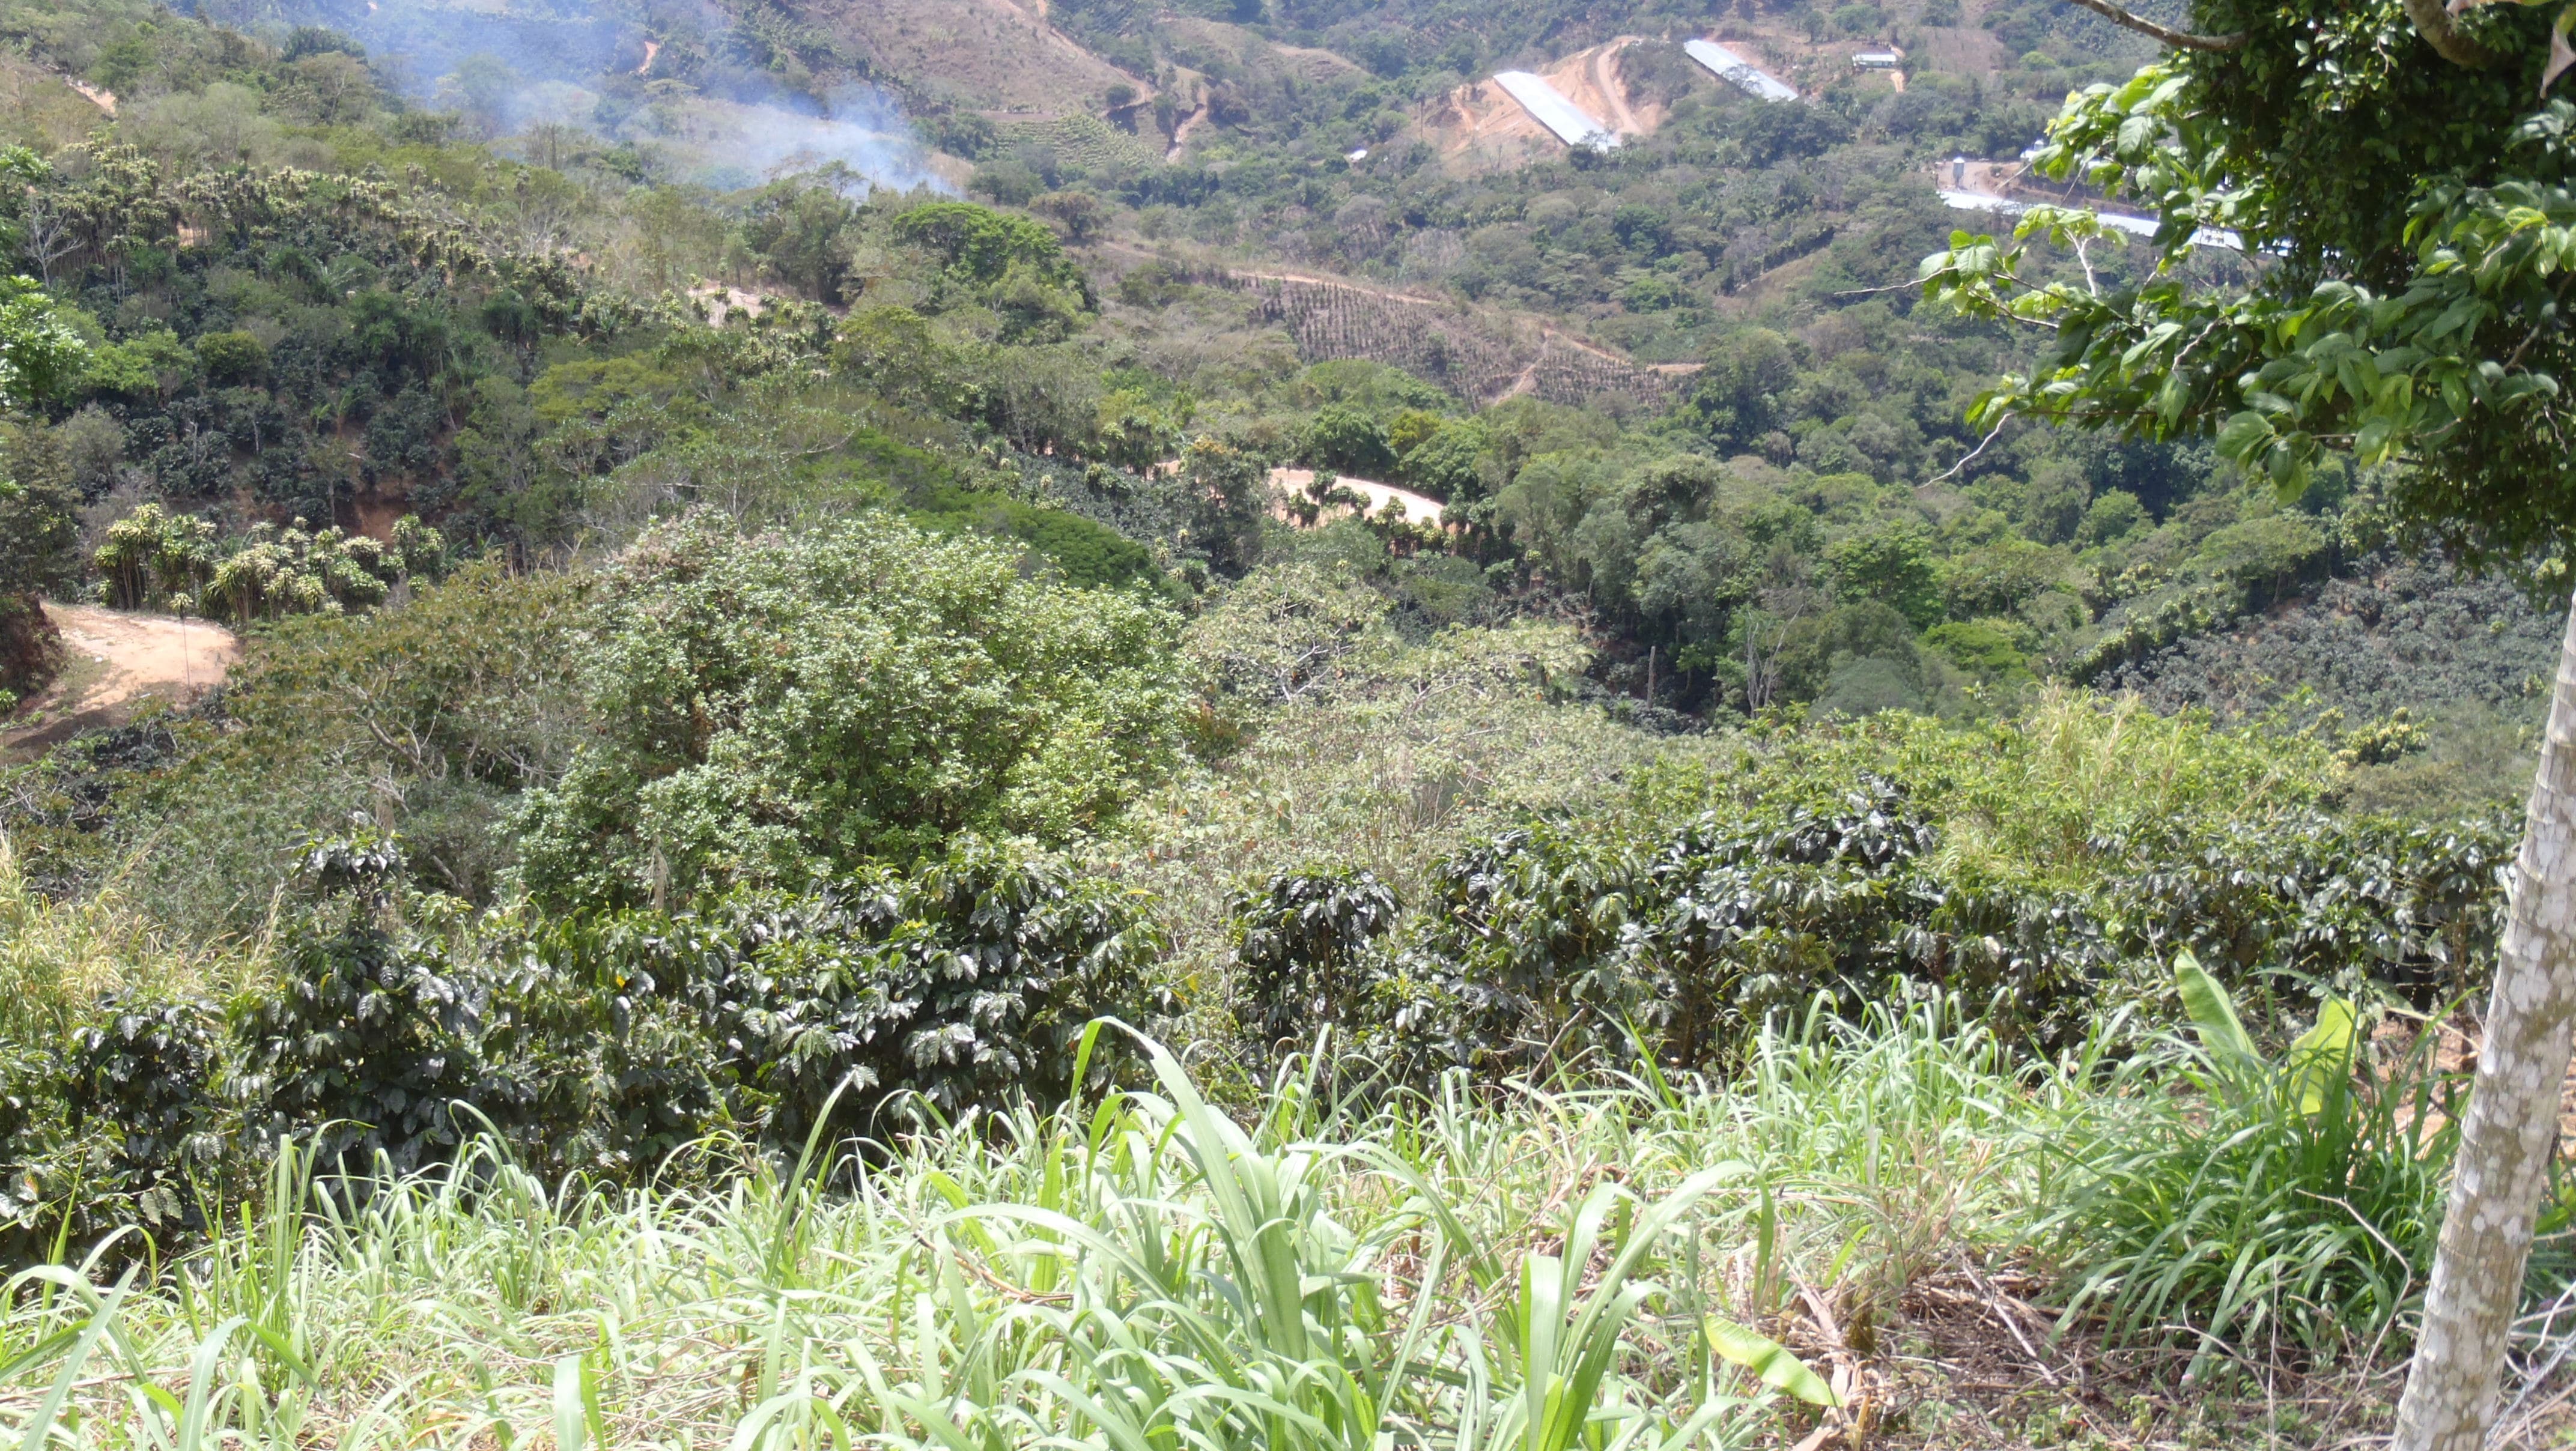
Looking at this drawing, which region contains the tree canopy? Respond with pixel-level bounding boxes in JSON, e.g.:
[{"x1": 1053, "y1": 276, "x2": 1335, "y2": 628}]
[
  {"x1": 1925, "y1": 2, "x2": 2576, "y2": 571},
  {"x1": 510, "y1": 513, "x2": 1192, "y2": 912}
]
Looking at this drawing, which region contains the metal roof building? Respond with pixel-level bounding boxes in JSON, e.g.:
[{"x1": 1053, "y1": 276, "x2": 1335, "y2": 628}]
[
  {"x1": 1490, "y1": 70, "x2": 1620, "y2": 149},
  {"x1": 1682, "y1": 39, "x2": 1799, "y2": 103}
]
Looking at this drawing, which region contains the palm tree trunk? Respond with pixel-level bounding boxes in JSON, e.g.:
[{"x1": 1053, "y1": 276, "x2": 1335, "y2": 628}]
[{"x1": 2392, "y1": 589, "x2": 2576, "y2": 1451}]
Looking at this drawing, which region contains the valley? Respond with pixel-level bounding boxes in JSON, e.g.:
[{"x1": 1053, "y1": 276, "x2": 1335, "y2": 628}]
[{"x1": 0, "y1": 1, "x2": 2570, "y2": 1449}]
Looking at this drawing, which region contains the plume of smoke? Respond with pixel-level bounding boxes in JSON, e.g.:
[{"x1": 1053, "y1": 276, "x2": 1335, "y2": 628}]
[
  {"x1": 183, "y1": 0, "x2": 952, "y2": 195},
  {"x1": 708, "y1": 85, "x2": 947, "y2": 193}
]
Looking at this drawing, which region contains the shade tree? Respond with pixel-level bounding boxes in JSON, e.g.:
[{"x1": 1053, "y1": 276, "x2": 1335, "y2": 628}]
[{"x1": 1921, "y1": 2, "x2": 2576, "y2": 1443}]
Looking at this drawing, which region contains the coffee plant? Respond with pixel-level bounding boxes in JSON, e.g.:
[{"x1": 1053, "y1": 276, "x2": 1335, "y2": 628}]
[{"x1": 1293, "y1": 788, "x2": 2512, "y2": 1079}]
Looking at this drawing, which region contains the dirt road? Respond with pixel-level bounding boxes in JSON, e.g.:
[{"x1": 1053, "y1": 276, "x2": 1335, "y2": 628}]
[
  {"x1": 1591, "y1": 39, "x2": 1642, "y2": 136},
  {"x1": 1, "y1": 604, "x2": 238, "y2": 760}
]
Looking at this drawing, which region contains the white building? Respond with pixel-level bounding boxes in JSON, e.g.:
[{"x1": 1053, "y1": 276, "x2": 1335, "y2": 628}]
[
  {"x1": 1681, "y1": 39, "x2": 1799, "y2": 103},
  {"x1": 1491, "y1": 70, "x2": 1619, "y2": 150}
]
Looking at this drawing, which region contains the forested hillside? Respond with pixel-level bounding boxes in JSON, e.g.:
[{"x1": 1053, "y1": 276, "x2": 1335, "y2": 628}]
[{"x1": 0, "y1": 0, "x2": 2567, "y2": 1447}]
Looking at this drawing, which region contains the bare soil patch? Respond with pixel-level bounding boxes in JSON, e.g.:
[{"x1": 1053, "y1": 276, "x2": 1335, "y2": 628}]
[
  {"x1": 1418, "y1": 40, "x2": 1654, "y2": 174},
  {"x1": 1269, "y1": 468, "x2": 1445, "y2": 527},
  {"x1": 1, "y1": 604, "x2": 238, "y2": 763},
  {"x1": 798, "y1": 0, "x2": 1141, "y2": 111}
]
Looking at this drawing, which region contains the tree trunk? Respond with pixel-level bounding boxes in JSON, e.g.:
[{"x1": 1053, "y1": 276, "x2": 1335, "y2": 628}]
[{"x1": 2392, "y1": 589, "x2": 2576, "y2": 1451}]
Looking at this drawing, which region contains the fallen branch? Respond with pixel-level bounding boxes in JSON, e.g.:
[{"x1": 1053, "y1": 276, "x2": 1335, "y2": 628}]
[{"x1": 1930, "y1": 416, "x2": 2011, "y2": 484}]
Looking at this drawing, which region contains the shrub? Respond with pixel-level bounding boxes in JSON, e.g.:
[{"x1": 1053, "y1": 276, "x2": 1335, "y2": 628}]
[
  {"x1": 229, "y1": 833, "x2": 484, "y2": 1172},
  {"x1": 1230, "y1": 865, "x2": 1400, "y2": 1043},
  {"x1": 472, "y1": 835, "x2": 1167, "y2": 1166},
  {"x1": 0, "y1": 836, "x2": 244, "y2": 1260},
  {"x1": 1305, "y1": 404, "x2": 1396, "y2": 477},
  {"x1": 1922, "y1": 619, "x2": 2032, "y2": 683},
  {"x1": 66, "y1": 993, "x2": 232, "y2": 1228},
  {"x1": 1245, "y1": 696, "x2": 2513, "y2": 1077},
  {"x1": 511, "y1": 513, "x2": 1192, "y2": 912},
  {"x1": 192, "y1": 330, "x2": 268, "y2": 387},
  {"x1": 1824, "y1": 521, "x2": 1942, "y2": 628},
  {"x1": 2043, "y1": 963, "x2": 2453, "y2": 1373}
]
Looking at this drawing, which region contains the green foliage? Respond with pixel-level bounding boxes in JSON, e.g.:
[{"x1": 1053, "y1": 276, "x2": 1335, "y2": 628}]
[
  {"x1": 92, "y1": 503, "x2": 214, "y2": 610},
  {"x1": 0, "y1": 991, "x2": 231, "y2": 1256},
  {"x1": 4, "y1": 823, "x2": 1167, "y2": 1231},
  {"x1": 1180, "y1": 432, "x2": 1274, "y2": 574},
  {"x1": 832, "y1": 304, "x2": 977, "y2": 416},
  {"x1": 512, "y1": 514, "x2": 1191, "y2": 912},
  {"x1": 1304, "y1": 402, "x2": 1396, "y2": 475},
  {"x1": 739, "y1": 182, "x2": 863, "y2": 305},
  {"x1": 189, "y1": 329, "x2": 266, "y2": 387},
  {"x1": 1398, "y1": 419, "x2": 1487, "y2": 499},
  {"x1": 12, "y1": 565, "x2": 594, "y2": 927},
  {"x1": 1229, "y1": 864, "x2": 1400, "y2": 1040},
  {"x1": 1939, "y1": 535, "x2": 2067, "y2": 619},
  {"x1": 1921, "y1": 10, "x2": 2576, "y2": 566},
  {"x1": 0, "y1": 275, "x2": 84, "y2": 405},
  {"x1": 0, "y1": 420, "x2": 78, "y2": 604},
  {"x1": 0, "y1": 832, "x2": 246, "y2": 1258},
  {"x1": 1226, "y1": 693, "x2": 2509, "y2": 1076},
  {"x1": 1922, "y1": 619, "x2": 2032, "y2": 684},
  {"x1": 508, "y1": 836, "x2": 1165, "y2": 1157},
  {"x1": 0, "y1": 1, "x2": 2544, "y2": 1417},
  {"x1": 1824, "y1": 521, "x2": 1940, "y2": 629},
  {"x1": 0, "y1": 1017, "x2": 1873, "y2": 1451},
  {"x1": 198, "y1": 515, "x2": 446, "y2": 623},
  {"x1": 1086, "y1": 386, "x2": 1191, "y2": 473},
  {"x1": 2046, "y1": 957, "x2": 2447, "y2": 1372},
  {"x1": 911, "y1": 483, "x2": 1165, "y2": 592},
  {"x1": 232, "y1": 841, "x2": 481, "y2": 1172},
  {"x1": 894, "y1": 200, "x2": 1086, "y2": 292}
]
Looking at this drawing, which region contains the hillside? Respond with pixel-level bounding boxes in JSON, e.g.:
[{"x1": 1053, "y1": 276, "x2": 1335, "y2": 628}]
[
  {"x1": 795, "y1": 0, "x2": 1146, "y2": 114},
  {"x1": 0, "y1": 3, "x2": 2569, "y2": 1447}
]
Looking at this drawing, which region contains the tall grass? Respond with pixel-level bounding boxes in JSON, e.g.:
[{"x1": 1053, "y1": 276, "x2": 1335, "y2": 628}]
[
  {"x1": 0, "y1": 833, "x2": 245, "y2": 1038},
  {"x1": 2039, "y1": 1020, "x2": 2454, "y2": 1376},
  {"x1": 0, "y1": 1004, "x2": 2087, "y2": 1451},
  {"x1": 0, "y1": 997, "x2": 2458, "y2": 1449}
]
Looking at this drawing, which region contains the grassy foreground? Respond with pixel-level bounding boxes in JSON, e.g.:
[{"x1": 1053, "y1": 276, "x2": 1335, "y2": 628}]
[{"x1": 0, "y1": 1001, "x2": 2465, "y2": 1451}]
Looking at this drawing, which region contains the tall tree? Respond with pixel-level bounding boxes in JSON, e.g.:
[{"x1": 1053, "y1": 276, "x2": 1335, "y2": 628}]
[
  {"x1": 0, "y1": 274, "x2": 89, "y2": 693},
  {"x1": 1923, "y1": 4, "x2": 2576, "y2": 1447}
]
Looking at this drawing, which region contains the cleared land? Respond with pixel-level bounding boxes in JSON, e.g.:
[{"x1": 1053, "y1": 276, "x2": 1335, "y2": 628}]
[
  {"x1": 1269, "y1": 467, "x2": 1446, "y2": 525},
  {"x1": 1418, "y1": 39, "x2": 1658, "y2": 172},
  {"x1": 1, "y1": 605, "x2": 237, "y2": 762},
  {"x1": 795, "y1": 0, "x2": 1141, "y2": 112}
]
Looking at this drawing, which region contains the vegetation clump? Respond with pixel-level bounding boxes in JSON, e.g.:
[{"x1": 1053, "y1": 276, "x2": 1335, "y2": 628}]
[{"x1": 0, "y1": 0, "x2": 2563, "y2": 1443}]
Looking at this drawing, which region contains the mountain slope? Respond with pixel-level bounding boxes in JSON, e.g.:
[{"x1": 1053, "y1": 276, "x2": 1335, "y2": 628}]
[{"x1": 794, "y1": 0, "x2": 1143, "y2": 112}]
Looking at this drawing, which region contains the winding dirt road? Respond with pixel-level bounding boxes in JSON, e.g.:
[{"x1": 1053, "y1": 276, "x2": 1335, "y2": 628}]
[{"x1": 1591, "y1": 39, "x2": 1642, "y2": 136}]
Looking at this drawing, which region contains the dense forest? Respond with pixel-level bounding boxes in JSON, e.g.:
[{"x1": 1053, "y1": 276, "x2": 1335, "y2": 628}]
[{"x1": 0, "y1": 0, "x2": 2568, "y2": 1447}]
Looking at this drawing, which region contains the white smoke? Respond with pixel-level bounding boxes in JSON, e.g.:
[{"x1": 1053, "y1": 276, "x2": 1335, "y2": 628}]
[
  {"x1": 677, "y1": 86, "x2": 952, "y2": 194},
  {"x1": 193, "y1": 0, "x2": 952, "y2": 195}
]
